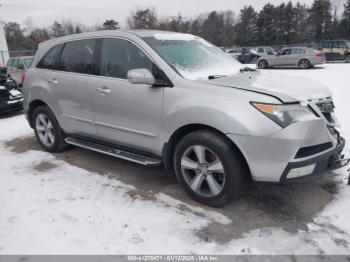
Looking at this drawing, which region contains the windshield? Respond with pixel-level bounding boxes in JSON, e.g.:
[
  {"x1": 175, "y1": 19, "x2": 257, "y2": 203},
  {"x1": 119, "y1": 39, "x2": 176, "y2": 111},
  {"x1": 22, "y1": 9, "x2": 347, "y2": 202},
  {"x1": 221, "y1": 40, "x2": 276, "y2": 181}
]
[
  {"x1": 23, "y1": 58, "x2": 33, "y2": 68},
  {"x1": 143, "y1": 34, "x2": 242, "y2": 80},
  {"x1": 346, "y1": 41, "x2": 350, "y2": 49}
]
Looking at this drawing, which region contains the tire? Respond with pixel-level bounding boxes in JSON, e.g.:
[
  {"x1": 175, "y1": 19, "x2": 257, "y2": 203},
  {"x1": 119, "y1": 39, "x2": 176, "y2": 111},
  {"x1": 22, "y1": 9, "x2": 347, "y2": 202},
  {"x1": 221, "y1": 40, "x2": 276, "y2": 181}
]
[
  {"x1": 258, "y1": 60, "x2": 268, "y2": 69},
  {"x1": 299, "y1": 59, "x2": 311, "y2": 69},
  {"x1": 345, "y1": 55, "x2": 350, "y2": 63},
  {"x1": 33, "y1": 105, "x2": 68, "y2": 153},
  {"x1": 174, "y1": 129, "x2": 247, "y2": 206}
]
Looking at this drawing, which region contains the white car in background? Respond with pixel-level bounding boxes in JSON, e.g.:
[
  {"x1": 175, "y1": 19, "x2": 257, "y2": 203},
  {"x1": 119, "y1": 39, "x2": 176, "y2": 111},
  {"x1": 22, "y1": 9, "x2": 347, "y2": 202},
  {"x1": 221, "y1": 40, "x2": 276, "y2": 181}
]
[{"x1": 257, "y1": 47, "x2": 324, "y2": 69}]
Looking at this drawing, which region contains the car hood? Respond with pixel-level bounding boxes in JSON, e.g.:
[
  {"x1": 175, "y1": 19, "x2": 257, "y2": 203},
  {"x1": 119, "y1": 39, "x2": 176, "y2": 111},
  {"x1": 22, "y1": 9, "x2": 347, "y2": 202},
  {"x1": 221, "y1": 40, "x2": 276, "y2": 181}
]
[{"x1": 205, "y1": 70, "x2": 332, "y2": 103}]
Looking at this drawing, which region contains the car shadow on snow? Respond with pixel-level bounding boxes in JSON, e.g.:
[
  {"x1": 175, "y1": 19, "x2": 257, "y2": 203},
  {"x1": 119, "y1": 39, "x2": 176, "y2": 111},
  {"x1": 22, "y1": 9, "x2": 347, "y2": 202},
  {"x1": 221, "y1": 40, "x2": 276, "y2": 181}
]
[
  {"x1": 5, "y1": 136, "x2": 342, "y2": 243},
  {"x1": 0, "y1": 110, "x2": 23, "y2": 119}
]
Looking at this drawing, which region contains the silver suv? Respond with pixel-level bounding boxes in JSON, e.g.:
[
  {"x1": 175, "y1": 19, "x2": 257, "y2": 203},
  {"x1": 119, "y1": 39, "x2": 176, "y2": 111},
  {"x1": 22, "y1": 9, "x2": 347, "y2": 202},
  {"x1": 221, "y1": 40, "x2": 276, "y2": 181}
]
[{"x1": 23, "y1": 30, "x2": 347, "y2": 206}]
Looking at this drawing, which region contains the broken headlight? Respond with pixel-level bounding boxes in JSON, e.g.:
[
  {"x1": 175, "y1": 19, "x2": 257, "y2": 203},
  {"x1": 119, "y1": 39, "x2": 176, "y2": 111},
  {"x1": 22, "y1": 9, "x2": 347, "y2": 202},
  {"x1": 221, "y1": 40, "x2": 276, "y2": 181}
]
[{"x1": 251, "y1": 102, "x2": 318, "y2": 128}]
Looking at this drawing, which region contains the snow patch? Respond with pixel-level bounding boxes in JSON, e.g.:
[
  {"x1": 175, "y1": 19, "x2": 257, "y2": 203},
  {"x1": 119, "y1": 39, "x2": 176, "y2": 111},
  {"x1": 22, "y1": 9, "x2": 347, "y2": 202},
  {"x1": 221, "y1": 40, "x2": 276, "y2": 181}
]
[{"x1": 154, "y1": 33, "x2": 196, "y2": 41}]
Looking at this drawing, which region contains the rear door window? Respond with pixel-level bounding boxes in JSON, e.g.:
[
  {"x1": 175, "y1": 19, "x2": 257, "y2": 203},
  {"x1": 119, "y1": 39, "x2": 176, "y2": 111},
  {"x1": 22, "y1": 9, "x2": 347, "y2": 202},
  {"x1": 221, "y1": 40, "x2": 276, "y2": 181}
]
[
  {"x1": 37, "y1": 44, "x2": 63, "y2": 70},
  {"x1": 59, "y1": 39, "x2": 96, "y2": 74},
  {"x1": 291, "y1": 48, "x2": 305, "y2": 55}
]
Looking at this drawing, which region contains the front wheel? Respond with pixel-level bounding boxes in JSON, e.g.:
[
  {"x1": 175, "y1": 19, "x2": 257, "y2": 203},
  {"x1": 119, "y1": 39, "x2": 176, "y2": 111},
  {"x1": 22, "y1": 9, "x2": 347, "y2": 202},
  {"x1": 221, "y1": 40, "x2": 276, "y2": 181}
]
[
  {"x1": 33, "y1": 106, "x2": 68, "y2": 153},
  {"x1": 174, "y1": 130, "x2": 247, "y2": 206},
  {"x1": 258, "y1": 60, "x2": 268, "y2": 69},
  {"x1": 299, "y1": 59, "x2": 311, "y2": 69}
]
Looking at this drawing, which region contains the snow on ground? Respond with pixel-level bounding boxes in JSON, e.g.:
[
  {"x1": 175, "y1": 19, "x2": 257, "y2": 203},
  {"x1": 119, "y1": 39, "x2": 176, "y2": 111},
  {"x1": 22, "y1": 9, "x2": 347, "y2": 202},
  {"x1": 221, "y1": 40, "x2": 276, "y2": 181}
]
[{"x1": 0, "y1": 64, "x2": 350, "y2": 255}]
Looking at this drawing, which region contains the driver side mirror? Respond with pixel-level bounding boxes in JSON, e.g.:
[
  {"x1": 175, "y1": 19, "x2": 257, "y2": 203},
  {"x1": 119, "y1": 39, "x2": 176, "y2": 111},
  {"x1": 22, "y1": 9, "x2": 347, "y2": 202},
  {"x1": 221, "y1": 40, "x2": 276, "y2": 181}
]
[{"x1": 127, "y1": 69, "x2": 155, "y2": 86}]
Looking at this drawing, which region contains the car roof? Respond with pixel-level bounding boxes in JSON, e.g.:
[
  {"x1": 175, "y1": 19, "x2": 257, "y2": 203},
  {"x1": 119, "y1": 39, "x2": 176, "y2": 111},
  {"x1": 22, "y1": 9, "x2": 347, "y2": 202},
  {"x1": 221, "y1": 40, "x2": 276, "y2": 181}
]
[{"x1": 39, "y1": 29, "x2": 184, "y2": 46}]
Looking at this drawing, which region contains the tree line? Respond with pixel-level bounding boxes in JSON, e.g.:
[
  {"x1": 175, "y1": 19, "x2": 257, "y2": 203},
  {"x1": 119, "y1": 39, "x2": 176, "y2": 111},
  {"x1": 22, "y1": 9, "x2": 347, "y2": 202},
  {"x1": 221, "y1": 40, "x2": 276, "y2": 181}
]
[{"x1": 4, "y1": 0, "x2": 350, "y2": 51}]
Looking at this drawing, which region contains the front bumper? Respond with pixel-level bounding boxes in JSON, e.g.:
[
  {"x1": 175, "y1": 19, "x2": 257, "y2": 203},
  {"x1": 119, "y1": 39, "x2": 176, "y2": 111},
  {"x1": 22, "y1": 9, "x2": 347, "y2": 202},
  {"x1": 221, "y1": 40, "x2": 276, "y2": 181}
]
[
  {"x1": 227, "y1": 116, "x2": 346, "y2": 183},
  {"x1": 279, "y1": 135, "x2": 347, "y2": 184},
  {"x1": 0, "y1": 98, "x2": 23, "y2": 113}
]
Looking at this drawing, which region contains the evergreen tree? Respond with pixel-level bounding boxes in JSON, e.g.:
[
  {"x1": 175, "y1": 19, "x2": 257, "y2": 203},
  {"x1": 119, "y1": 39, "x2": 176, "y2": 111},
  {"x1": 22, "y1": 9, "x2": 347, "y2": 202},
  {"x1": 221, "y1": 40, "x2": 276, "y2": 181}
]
[
  {"x1": 5, "y1": 22, "x2": 36, "y2": 50},
  {"x1": 309, "y1": 0, "x2": 333, "y2": 41},
  {"x1": 294, "y1": 3, "x2": 313, "y2": 43},
  {"x1": 50, "y1": 21, "x2": 65, "y2": 38},
  {"x1": 201, "y1": 11, "x2": 225, "y2": 46},
  {"x1": 256, "y1": 3, "x2": 277, "y2": 45},
  {"x1": 275, "y1": 2, "x2": 296, "y2": 45},
  {"x1": 234, "y1": 5, "x2": 258, "y2": 46},
  {"x1": 102, "y1": 19, "x2": 120, "y2": 30},
  {"x1": 222, "y1": 10, "x2": 236, "y2": 47},
  {"x1": 339, "y1": 0, "x2": 350, "y2": 38}
]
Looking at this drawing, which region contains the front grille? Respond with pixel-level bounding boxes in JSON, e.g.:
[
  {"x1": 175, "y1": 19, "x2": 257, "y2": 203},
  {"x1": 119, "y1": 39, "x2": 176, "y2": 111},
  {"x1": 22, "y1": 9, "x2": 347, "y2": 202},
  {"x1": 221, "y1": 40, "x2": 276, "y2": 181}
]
[{"x1": 295, "y1": 142, "x2": 333, "y2": 159}]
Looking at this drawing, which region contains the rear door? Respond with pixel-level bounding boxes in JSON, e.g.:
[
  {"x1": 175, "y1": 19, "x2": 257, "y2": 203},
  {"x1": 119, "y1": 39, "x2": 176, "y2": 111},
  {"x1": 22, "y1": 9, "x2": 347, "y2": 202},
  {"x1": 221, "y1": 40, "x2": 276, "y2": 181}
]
[
  {"x1": 289, "y1": 48, "x2": 305, "y2": 65},
  {"x1": 49, "y1": 39, "x2": 98, "y2": 137},
  {"x1": 271, "y1": 49, "x2": 291, "y2": 66}
]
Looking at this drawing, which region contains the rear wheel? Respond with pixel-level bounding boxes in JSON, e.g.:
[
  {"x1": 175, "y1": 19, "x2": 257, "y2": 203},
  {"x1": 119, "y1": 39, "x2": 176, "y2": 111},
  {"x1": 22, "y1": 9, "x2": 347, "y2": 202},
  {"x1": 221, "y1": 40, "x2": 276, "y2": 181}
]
[
  {"x1": 33, "y1": 106, "x2": 68, "y2": 153},
  {"x1": 299, "y1": 59, "x2": 311, "y2": 69},
  {"x1": 258, "y1": 60, "x2": 269, "y2": 69},
  {"x1": 174, "y1": 130, "x2": 247, "y2": 206}
]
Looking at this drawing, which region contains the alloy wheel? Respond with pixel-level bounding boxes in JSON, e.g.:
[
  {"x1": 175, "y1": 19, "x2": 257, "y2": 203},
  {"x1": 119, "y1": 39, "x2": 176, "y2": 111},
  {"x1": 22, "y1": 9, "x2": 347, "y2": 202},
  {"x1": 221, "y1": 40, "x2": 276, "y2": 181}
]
[
  {"x1": 299, "y1": 60, "x2": 310, "y2": 69},
  {"x1": 35, "y1": 113, "x2": 55, "y2": 147},
  {"x1": 259, "y1": 60, "x2": 267, "y2": 69},
  {"x1": 181, "y1": 145, "x2": 225, "y2": 198}
]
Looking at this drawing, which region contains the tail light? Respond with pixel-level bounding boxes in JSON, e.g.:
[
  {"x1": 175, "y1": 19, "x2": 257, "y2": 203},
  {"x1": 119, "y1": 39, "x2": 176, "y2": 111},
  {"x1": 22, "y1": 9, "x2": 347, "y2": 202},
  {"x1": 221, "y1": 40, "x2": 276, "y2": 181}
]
[
  {"x1": 315, "y1": 52, "x2": 322, "y2": 58},
  {"x1": 21, "y1": 70, "x2": 26, "y2": 85}
]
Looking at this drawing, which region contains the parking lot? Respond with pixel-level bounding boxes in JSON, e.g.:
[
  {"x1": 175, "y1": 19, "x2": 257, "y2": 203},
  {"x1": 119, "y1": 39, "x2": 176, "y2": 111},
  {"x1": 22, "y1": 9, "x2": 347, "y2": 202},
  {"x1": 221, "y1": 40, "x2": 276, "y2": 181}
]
[{"x1": 1, "y1": 63, "x2": 350, "y2": 255}]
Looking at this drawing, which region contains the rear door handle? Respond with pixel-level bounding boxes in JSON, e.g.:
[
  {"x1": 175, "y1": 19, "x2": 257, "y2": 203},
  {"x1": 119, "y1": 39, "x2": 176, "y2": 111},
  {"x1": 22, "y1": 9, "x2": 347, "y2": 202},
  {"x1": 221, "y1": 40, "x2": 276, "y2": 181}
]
[
  {"x1": 48, "y1": 79, "x2": 58, "y2": 85},
  {"x1": 96, "y1": 87, "x2": 111, "y2": 95}
]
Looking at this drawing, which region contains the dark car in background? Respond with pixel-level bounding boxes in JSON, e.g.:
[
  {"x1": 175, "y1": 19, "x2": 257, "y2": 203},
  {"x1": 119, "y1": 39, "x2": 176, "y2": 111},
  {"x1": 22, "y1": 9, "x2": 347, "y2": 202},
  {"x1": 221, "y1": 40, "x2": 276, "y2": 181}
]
[
  {"x1": 0, "y1": 69, "x2": 23, "y2": 114},
  {"x1": 226, "y1": 47, "x2": 259, "y2": 64}
]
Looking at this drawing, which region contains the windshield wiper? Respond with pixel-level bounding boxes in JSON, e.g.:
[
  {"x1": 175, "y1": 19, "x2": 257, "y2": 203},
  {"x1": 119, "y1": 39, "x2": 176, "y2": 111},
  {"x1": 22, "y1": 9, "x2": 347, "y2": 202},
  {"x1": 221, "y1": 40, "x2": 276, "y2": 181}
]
[
  {"x1": 240, "y1": 67, "x2": 256, "y2": 73},
  {"x1": 208, "y1": 75, "x2": 227, "y2": 80}
]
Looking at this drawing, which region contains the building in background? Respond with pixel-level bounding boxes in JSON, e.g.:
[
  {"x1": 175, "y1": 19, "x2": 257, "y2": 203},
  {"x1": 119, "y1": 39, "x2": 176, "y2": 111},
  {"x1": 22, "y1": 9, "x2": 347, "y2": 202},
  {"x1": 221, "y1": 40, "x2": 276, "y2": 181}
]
[{"x1": 0, "y1": 21, "x2": 9, "y2": 67}]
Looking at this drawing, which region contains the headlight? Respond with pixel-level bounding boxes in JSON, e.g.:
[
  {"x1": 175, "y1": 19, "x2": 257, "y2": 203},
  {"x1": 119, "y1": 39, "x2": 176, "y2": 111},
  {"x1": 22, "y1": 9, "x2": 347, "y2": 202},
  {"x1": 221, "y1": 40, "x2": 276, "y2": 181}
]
[{"x1": 251, "y1": 102, "x2": 318, "y2": 128}]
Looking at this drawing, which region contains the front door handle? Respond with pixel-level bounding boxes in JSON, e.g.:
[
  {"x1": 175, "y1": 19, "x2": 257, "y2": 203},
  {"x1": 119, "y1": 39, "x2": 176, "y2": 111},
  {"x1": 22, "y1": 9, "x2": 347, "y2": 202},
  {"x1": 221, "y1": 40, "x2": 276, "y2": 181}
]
[
  {"x1": 48, "y1": 79, "x2": 58, "y2": 85},
  {"x1": 96, "y1": 87, "x2": 111, "y2": 95}
]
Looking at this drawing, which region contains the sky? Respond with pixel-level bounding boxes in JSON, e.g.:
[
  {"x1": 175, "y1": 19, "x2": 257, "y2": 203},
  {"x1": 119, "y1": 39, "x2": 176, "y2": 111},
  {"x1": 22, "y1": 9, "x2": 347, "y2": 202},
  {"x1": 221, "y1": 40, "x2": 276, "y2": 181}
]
[{"x1": 0, "y1": 0, "x2": 335, "y2": 28}]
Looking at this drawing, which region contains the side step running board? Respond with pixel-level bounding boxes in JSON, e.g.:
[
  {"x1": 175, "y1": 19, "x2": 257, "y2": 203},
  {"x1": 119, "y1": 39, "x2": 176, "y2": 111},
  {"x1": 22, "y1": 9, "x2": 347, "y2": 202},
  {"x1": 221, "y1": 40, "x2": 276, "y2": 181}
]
[{"x1": 65, "y1": 137, "x2": 162, "y2": 166}]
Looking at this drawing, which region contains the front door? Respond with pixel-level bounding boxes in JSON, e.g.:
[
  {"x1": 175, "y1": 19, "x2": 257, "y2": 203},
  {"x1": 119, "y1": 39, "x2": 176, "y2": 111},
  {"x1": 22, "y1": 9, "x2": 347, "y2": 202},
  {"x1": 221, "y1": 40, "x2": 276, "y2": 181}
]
[{"x1": 92, "y1": 38, "x2": 164, "y2": 152}]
